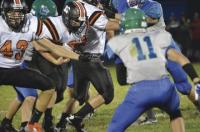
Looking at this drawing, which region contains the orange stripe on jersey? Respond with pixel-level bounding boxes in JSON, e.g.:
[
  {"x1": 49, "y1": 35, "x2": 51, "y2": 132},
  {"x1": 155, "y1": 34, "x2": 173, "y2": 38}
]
[
  {"x1": 14, "y1": 0, "x2": 21, "y2": 5},
  {"x1": 74, "y1": 2, "x2": 86, "y2": 21},
  {"x1": 89, "y1": 11, "x2": 102, "y2": 26},
  {"x1": 44, "y1": 18, "x2": 59, "y2": 41},
  {"x1": 36, "y1": 19, "x2": 43, "y2": 37}
]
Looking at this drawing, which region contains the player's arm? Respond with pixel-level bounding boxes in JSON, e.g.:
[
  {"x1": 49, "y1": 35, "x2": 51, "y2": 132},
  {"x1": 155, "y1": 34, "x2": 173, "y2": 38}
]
[
  {"x1": 167, "y1": 48, "x2": 200, "y2": 84},
  {"x1": 32, "y1": 39, "x2": 79, "y2": 60},
  {"x1": 40, "y1": 52, "x2": 70, "y2": 65},
  {"x1": 32, "y1": 38, "x2": 89, "y2": 61},
  {"x1": 105, "y1": 19, "x2": 120, "y2": 31}
]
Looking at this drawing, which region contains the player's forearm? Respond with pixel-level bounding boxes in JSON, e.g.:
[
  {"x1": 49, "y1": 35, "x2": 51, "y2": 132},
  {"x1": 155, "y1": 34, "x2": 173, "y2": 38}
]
[
  {"x1": 35, "y1": 38, "x2": 79, "y2": 60},
  {"x1": 32, "y1": 41, "x2": 49, "y2": 52},
  {"x1": 167, "y1": 48, "x2": 200, "y2": 83},
  {"x1": 167, "y1": 48, "x2": 190, "y2": 66},
  {"x1": 40, "y1": 52, "x2": 59, "y2": 65}
]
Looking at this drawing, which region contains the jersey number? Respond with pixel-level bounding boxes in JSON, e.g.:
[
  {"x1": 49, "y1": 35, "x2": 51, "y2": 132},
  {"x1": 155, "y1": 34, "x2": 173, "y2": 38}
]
[
  {"x1": 0, "y1": 40, "x2": 28, "y2": 60},
  {"x1": 132, "y1": 36, "x2": 157, "y2": 61}
]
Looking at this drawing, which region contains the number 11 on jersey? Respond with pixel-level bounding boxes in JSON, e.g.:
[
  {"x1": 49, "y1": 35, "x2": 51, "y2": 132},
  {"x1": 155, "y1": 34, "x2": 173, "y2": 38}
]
[{"x1": 132, "y1": 36, "x2": 157, "y2": 61}]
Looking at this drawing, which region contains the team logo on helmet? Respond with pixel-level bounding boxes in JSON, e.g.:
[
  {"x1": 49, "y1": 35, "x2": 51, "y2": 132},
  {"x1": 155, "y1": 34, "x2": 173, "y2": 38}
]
[{"x1": 39, "y1": 5, "x2": 50, "y2": 16}]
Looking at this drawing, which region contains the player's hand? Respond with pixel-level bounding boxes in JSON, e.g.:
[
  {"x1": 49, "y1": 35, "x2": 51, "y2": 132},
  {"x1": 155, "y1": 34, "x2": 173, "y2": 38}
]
[{"x1": 55, "y1": 57, "x2": 70, "y2": 65}]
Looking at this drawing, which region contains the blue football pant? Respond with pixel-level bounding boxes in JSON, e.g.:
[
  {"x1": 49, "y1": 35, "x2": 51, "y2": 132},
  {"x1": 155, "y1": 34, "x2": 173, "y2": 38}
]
[{"x1": 108, "y1": 77, "x2": 180, "y2": 132}]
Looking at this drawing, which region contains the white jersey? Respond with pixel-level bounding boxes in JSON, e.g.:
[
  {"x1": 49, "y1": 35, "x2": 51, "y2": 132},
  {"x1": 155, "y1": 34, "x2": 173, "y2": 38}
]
[
  {"x1": 108, "y1": 29, "x2": 173, "y2": 83},
  {"x1": 45, "y1": 2, "x2": 108, "y2": 54},
  {"x1": 80, "y1": 2, "x2": 108, "y2": 54},
  {"x1": 0, "y1": 14, "x2": 47, "y2": 68}
]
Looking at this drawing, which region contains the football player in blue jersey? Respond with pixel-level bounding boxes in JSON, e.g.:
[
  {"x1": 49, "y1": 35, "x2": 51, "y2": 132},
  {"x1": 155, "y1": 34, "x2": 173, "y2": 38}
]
[
  {"x1": 110, "y1": 0, "x2": 200, "y2": 124},
  {"x1": 107, "y1": 7, "x2": 200, "y2": 132}
]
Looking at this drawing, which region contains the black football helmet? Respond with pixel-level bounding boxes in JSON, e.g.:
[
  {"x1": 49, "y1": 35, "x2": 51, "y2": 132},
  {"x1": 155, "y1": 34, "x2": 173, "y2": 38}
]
[
  {"x1": 62, "y1": 1, "x2": 87, "y2": 33},
  {"x1": 0, "y1": 0, "x2": 28, "y2": 32}
]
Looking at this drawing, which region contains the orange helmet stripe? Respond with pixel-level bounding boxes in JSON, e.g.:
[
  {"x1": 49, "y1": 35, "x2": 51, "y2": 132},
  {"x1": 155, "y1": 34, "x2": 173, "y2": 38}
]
[
  {"x1": 14, "y1": 0, "x2": 21, "y2": 5},
  {"x1": 74, "y1": 1, "x2": 86, "y2": 21}
]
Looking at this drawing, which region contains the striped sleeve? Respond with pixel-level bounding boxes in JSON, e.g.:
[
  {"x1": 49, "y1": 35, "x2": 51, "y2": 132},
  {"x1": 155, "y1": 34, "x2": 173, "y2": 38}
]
[
  {"x1": 89, "y1": 11, "x2": 103, "y2": 26},
  {"x1": 43, "y1": 18, "x2": 60, "y2": 42},
  {"x1": 35, "y1": 19, "x2": 43, "y2": 37}
]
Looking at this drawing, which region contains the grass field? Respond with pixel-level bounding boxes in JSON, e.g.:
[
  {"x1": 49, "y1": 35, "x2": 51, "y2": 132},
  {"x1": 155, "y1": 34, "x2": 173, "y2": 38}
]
[{"x1": 1, "y1": 65, "x2": 200, "y2": 132}]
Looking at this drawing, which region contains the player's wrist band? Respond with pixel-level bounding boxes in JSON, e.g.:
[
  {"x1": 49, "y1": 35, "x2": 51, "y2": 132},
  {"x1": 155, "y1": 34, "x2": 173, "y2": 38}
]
[{"x1": 182, "y1": 63, "x2": 199, "y2": 83}]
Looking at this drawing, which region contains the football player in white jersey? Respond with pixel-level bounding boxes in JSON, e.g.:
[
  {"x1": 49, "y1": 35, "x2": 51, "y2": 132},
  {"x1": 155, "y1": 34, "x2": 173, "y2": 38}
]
[
  {"x1": 0, "y1": 0, "x2": 66, "y2": 132},
  {"x1": 0, "y1": 0, "x2": 56, "y2": 131},
  {"x1": 0, "y1": 0, "x2": 89, "y2": 131},
  {"x1": 107, "y1": 8, "x2": 200, "y2": 132},
  {"x1": 32, "y1": 1, "x2": 119, "y2": 131}
]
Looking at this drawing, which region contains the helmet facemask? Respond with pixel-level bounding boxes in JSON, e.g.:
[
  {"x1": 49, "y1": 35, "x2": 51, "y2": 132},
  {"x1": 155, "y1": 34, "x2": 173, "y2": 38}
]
[
  {"x1": 62, "y1": 2, "x2": 87, "y2": 33},
  {"x1": 4, "y1": 8, "x2": 26, "y2": 32},
  {"x1": 1, "y1": 0, "x2": 28, "y2": 32}
]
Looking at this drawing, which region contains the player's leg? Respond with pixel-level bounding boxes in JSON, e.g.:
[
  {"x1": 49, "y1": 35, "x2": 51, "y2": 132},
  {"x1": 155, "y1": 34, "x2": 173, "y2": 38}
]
[
  {"x1": 56, "y1": 65, "x2": 80, "y2": 131},
  {"x1": 89, "y1": 61, "x2": 114, "y2": 107},
  {"x1": 0, "y1": 86, "x2": 37, "y2": 132},
  {"x1": 170, "y1": 117, "x2": 185, "y2": 132},
  {"x1": 0, "y1": 97, "x2": 22, "y2": 132},
  {"x1": 159, "y1": 77, "x2": 185, "y2": 132},
  {"x1": 108, "y1": 84, "x2": 147, "y2": 132},
  {"x1": 55, "y1": 63, "x2": 68, "y2": 104},
  {"x1": 108, "y1": 101, "x2": 146, "y2": 132},
  {"x1": 43, "y1": 91, "x2": 57, "y2": 132},
  {"x1": 0, "y1": 67, "x2": 55, "y2": 131},
  {"x1": 14, "y1": 87, "x2": 37, "y2": 131},
  {"x1": 65, "y1": 61, "x2": 93, "y2": 131},
  {"x1": 20, "y1": 96, "x2": 36, "y2": 131},
  {"x1": 108, "y1": 77, "x2": 173, "y2": 131},
  {"x1": 35, "y1": 57, "x2": 63, "y2": 132},
  {"x1": 66, "y1": 60, "x2": 114, "y2": 131}
]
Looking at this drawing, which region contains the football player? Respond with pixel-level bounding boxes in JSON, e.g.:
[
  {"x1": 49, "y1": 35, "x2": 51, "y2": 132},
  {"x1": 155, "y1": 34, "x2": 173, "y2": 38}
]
[
  {"x1": 0, "y1": 0, "x2": 88, "y2": 131},
  {"x1": 31, "y1": 1, "x2": 69, "y2": 132},
  {"x1": 107, "y1": 8, "x2": 200, "y2": 132},
  {"x1": 0, "y1": 0, "x2": 61, "y2": 131},
  {"x1": 32, "y1": 1, "x2": 120, "y2": 131},
  {"x1": 111, "y1": 0, "x2": 200, "y2": 124}
]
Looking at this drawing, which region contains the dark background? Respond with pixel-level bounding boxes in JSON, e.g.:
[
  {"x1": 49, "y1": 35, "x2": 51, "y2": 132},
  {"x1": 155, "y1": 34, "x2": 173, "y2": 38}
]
[
  {"x1": 157, "y1": 0, "x2": 200, "y2": 20},
  {"x1": 0, "y1": 0, "x2": 199, "y2": 20}
]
